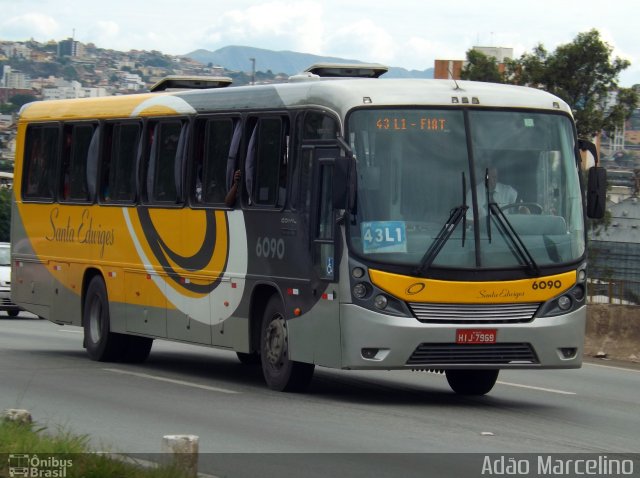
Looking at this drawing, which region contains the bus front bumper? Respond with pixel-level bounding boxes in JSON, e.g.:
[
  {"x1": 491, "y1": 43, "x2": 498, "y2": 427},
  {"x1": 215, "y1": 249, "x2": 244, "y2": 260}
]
[{"x1": 339, "y1": 304, "x2": 585, "y2": 370}]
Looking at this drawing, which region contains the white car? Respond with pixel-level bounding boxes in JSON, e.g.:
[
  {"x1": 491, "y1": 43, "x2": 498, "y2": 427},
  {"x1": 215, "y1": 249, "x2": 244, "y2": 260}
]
[{"x1": 0, "y1": 243, "x2": 21, "y2": 317}]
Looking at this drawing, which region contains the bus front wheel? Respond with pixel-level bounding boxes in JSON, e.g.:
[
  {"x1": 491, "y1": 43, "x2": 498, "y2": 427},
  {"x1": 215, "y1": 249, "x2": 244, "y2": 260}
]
[
  {"x1": 445, "y1": 369, "x2": 499, "y2": 395},
  {"x1": 260, "y1": 296, "x2": 314, "y2": 392}
]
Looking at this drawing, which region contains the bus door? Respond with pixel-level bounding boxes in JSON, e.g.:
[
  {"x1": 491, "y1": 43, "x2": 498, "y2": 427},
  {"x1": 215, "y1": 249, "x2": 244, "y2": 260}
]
[{"x1": 307, "y1": 147, "x2": 342, "y2": 367}]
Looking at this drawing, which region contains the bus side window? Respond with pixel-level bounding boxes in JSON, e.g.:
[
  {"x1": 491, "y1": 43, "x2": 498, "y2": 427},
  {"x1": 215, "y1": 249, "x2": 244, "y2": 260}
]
[
  {"x1": 245, "y1": 116, "x2": 289, "y2": 207},
  {"x1": 59, "y1": 123, "x2": 95, "y2": 202},
  {"x1": 193, "y1": 118, "x2": 236, "y2": 205},
  {"x1": 303, "y1": 111, "x2": 337, "y2": 140},
  {"x1": 101, "y1": 122, "x2": 140, "y2": 203},
  {"x1": 293, "y1": 111, "x2": 339, "y2": 210},
  {"x1": 144, "y1": 120, "x2": 186, "y2": 204},
  {"x1": 23, "y1": 124, "x2": 59, "y2": 201}
]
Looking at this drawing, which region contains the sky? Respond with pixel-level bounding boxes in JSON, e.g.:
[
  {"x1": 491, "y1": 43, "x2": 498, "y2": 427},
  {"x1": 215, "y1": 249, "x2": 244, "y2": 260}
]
[{"x1": 1, "y1": 0, "x2": 639, "y2": 86}]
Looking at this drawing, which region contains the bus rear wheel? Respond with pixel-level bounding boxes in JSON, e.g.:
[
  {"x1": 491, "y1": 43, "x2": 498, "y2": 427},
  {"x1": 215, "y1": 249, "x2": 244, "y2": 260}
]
[
  {"x1": 260, "y1": 296, "x2": 314, "y2": 392},
  {"x1": 84, "y1": 276, "x2": 122, "y2": 361},
  {"x1": 445, "y1": 369, "x2": 499, "y2": 395}
]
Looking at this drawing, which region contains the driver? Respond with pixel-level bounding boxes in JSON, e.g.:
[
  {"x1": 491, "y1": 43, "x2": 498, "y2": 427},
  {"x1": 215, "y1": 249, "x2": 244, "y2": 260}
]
[
  {"x1": 467, "y1": 166, "x2": 518, "y2": 213},
  {"x1": 483, "y1": 166, "x2": 517, "y2": 210}
]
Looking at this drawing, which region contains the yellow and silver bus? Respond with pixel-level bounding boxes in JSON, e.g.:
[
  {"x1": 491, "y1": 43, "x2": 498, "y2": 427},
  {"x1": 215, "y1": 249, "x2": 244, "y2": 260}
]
[{"x1": 11, "y1": 65, "x2": 606, "y2": 394}]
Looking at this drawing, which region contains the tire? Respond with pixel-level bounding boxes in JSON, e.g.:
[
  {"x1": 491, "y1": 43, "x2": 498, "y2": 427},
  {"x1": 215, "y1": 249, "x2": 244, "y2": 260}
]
[
  {"x1": 84, "y1": 276, "x2": 154, "y2": 363},
  {"x1": 83, "y1": 276, "x2": 125, "y2": 362},
  {"x1": 7, "y1": 310, "x2": 19, "y2": 317},
  {"x1": 445, "y1": 369, "x2": 499, "y2": 396},
  {"x1": 260, "y1": 295, "x2": 314, "y2": 392},
  {"x1": 236, "y1": 351, "x2": 261, "y2": 365},
  {"x1": 121, "y1": 335, "x2": 154, "y2": 363}
]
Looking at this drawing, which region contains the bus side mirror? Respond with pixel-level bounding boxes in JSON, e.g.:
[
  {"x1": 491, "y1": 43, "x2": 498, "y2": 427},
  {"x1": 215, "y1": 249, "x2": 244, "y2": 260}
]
[{"x1": 587, "y1": 166, "x2": 606, "y2": 219}]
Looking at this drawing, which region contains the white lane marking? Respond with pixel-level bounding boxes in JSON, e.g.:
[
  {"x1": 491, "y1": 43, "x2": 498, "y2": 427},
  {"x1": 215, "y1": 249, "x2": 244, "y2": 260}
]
[
  {"x1": 497, "y1": 381, "x2": 576, "y2": 395},
  {"x1": 104, "y1": 368, "x2": 239, "y2": 394},
  {"x1": 58, "y1": 329, "x2": 83, "y2": 333},
  {"x1": 584, "y1": 362, "x2": 640, "y2": 373}
]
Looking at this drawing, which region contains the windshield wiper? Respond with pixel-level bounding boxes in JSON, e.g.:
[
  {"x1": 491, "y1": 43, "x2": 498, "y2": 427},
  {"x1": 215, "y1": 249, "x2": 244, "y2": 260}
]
[
  {"x1": 414, "y1": 172, "x2": 468, "y2": 276},
  {"x1": 482, "y1": 168, "x2": 539, "y2": 275}
]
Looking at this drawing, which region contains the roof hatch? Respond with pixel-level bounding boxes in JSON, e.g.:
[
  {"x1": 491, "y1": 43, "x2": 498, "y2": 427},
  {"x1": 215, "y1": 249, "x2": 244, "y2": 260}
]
[
  {"x1": 303, "y1": 63, "x2": 389, "y2": 78},
  {"x1": 150, "y1": 75, "x2": 233, "y2": 92}
]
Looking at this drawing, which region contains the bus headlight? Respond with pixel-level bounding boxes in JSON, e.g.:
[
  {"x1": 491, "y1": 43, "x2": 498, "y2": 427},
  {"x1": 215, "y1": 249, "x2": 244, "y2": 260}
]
[
  {"x1": 373, "y1": 294, "x2": 388, "y2": 310},
  {"x1": 557, "y1": 295, "x2": 572, "y2": 311},
  {"x1": 353, "y1": 283, "x2": 369, "y2": 299},
  {"x1": 571, "y1": 284, "x2": 585, "y2": 301}
]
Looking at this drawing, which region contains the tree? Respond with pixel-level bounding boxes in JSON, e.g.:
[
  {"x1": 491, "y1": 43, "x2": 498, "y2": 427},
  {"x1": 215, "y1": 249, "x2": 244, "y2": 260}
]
[
  {"x1": 0, "y1": 189, "x2": 11, "y2": 243},
  {"x1": 460, "y1": 30, "x2": 638, "y2": 140},
  {"x1": 460, "y1": 50, "x2": 503, "y2": 83},
  {"x1": 9, "y1": 94, "x2": 36, "y2": 109},
  {"x1": 509, "y1": 29, "x2": 638, "y2": 139}
]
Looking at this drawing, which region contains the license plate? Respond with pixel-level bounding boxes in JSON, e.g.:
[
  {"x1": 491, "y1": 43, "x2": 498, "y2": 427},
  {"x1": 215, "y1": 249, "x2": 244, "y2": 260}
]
[{"x1": 456, "y1": 329, "x2": 497, "y2": 344}]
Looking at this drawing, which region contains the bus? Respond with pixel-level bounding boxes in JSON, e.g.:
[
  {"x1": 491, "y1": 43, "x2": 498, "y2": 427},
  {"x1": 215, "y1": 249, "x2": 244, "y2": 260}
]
[{"x1": 11, "y1": 64, "x2": 606, "y2": 395}]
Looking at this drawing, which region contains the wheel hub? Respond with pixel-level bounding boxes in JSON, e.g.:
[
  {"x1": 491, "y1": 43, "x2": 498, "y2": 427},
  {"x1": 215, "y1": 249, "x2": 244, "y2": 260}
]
[{"x1": 264, "y1": 315, "x2": 287, "y2": 366}]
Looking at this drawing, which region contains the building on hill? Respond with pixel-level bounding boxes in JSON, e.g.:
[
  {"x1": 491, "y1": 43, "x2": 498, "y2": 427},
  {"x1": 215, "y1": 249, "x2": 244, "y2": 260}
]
[
  {"x1": 434, "y1": 46, "x2": 513, "y2": 79},
  {"x1": 1, "y1": 66, "x2": 30, "y2": 89},
  {"x1": 58, "y1": 38, "x2": 85, "y2": 58}
]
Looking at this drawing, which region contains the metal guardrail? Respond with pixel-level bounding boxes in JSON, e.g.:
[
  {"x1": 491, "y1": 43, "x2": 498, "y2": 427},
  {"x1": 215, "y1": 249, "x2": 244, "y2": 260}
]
[{"x1": 587, "y1": 279, "x2": 640, "y2": 306}]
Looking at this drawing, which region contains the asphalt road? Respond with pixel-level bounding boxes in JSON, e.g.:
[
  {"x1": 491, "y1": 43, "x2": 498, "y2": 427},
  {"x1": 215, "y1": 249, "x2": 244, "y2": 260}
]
[{"x1": 1, "y1": 314, "x2": 639, "y2": 477}]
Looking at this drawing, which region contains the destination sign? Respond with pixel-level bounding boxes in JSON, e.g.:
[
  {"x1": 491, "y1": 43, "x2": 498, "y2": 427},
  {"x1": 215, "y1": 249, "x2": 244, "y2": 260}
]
[{"x1": 375, "y1": 117, "x2": 447, "y2": 131}]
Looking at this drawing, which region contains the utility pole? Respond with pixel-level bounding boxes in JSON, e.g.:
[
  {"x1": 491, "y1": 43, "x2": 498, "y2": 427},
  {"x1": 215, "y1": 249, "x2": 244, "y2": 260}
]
[{"x1": 250, "y1": 58, "x2": 256, "y2": 86}]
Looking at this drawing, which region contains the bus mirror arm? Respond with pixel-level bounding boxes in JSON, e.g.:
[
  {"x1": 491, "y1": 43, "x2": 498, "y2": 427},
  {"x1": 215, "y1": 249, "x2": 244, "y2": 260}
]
[
  {"x1": 578, "y1": 139, "x2": 598, "y2": 167},
  {"x1": 336, "y1": 135, "x2": 354, "y2": 159},
  {"x1": 333, "y1": 136, "x2": 357, "y2": 213}
]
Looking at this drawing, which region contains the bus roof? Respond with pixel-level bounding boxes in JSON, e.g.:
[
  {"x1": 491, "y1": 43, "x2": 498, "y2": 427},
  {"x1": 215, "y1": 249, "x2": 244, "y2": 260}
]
[{"x1": 18, "y1": 78, "x2": 573, "y2": 122}]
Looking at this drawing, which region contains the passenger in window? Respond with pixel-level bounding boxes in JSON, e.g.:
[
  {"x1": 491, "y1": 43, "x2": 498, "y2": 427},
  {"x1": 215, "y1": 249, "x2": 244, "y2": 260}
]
[
  {"x1": 224, "y1": 169, "x2": 241, "y2": 207},
  {"x1": 26, "y1": 138, "x2": 44, "y2": 195}
]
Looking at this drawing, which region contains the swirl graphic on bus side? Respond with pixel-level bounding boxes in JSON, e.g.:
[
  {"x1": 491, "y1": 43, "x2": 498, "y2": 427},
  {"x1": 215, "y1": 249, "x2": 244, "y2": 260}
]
[{"x1": 135, "y1": 208, "x2": 229, "y2": 295}]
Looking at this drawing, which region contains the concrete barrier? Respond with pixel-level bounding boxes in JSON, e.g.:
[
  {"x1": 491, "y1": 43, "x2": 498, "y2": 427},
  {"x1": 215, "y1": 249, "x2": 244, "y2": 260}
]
[
  {"x1": 2, "y1": 408, "x2": 32, "y2": 424},
  {"x1": 585, "y1": 305, "x2": 640, "y2": 362},
  {"x1": 162, "y1": 434, "x2": 199, "y2": 478}
]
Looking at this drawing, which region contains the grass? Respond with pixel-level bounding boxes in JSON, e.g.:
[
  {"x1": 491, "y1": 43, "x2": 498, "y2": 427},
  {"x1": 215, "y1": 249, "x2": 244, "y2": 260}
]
[{"x1": 0, "y1": 419, "x2": 194, "y2": 478}]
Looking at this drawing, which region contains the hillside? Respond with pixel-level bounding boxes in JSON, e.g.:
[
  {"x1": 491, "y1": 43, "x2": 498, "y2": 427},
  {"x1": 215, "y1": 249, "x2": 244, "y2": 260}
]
[{"x1": 183, "y1": 45, "x2": 433, "y2": 79}]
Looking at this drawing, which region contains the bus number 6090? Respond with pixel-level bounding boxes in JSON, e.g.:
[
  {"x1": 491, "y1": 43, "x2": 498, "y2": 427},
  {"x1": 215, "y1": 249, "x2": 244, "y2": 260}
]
[
  {"x1": 532, "y1": 280, "x2": 562, "y2": 290},
  {"x1": 256, "y1": 236, "x2": 285, "y2": 259}
]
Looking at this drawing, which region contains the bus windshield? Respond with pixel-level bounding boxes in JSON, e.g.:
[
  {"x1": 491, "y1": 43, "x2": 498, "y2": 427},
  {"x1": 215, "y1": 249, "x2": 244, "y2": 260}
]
[{"x1": 347, "y1": 108, "x2": 585, "y2": 271}]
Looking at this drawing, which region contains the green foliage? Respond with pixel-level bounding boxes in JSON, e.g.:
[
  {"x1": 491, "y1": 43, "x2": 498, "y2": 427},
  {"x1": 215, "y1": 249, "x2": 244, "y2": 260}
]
[
  {"x1": 9, "y1": 94, "x2": 36, "y2": 108},
  {"x1": 461, "y1": 50, "x2": 503, "y2": 83},
  {"x1": 0, "y1": 420, "x2": 193, "y2": 478},
  {"x1": 63, "y1": 65, "x2": 79, "y2": 81},
  {"x1": 0, "y1": 188, "x2": 12, "y2": 242},
  {"x1": 462, "y1": 29, "x2": 639, "y2": 140}
]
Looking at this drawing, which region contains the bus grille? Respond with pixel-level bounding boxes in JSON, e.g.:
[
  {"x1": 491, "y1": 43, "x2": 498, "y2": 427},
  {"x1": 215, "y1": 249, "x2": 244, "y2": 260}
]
[
  {"x1": 408, "y1": 302, "x2": 540, "y2": 324},
  {"x1": 406, "y1": 343, "x2": 539, "y2": 366}
]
